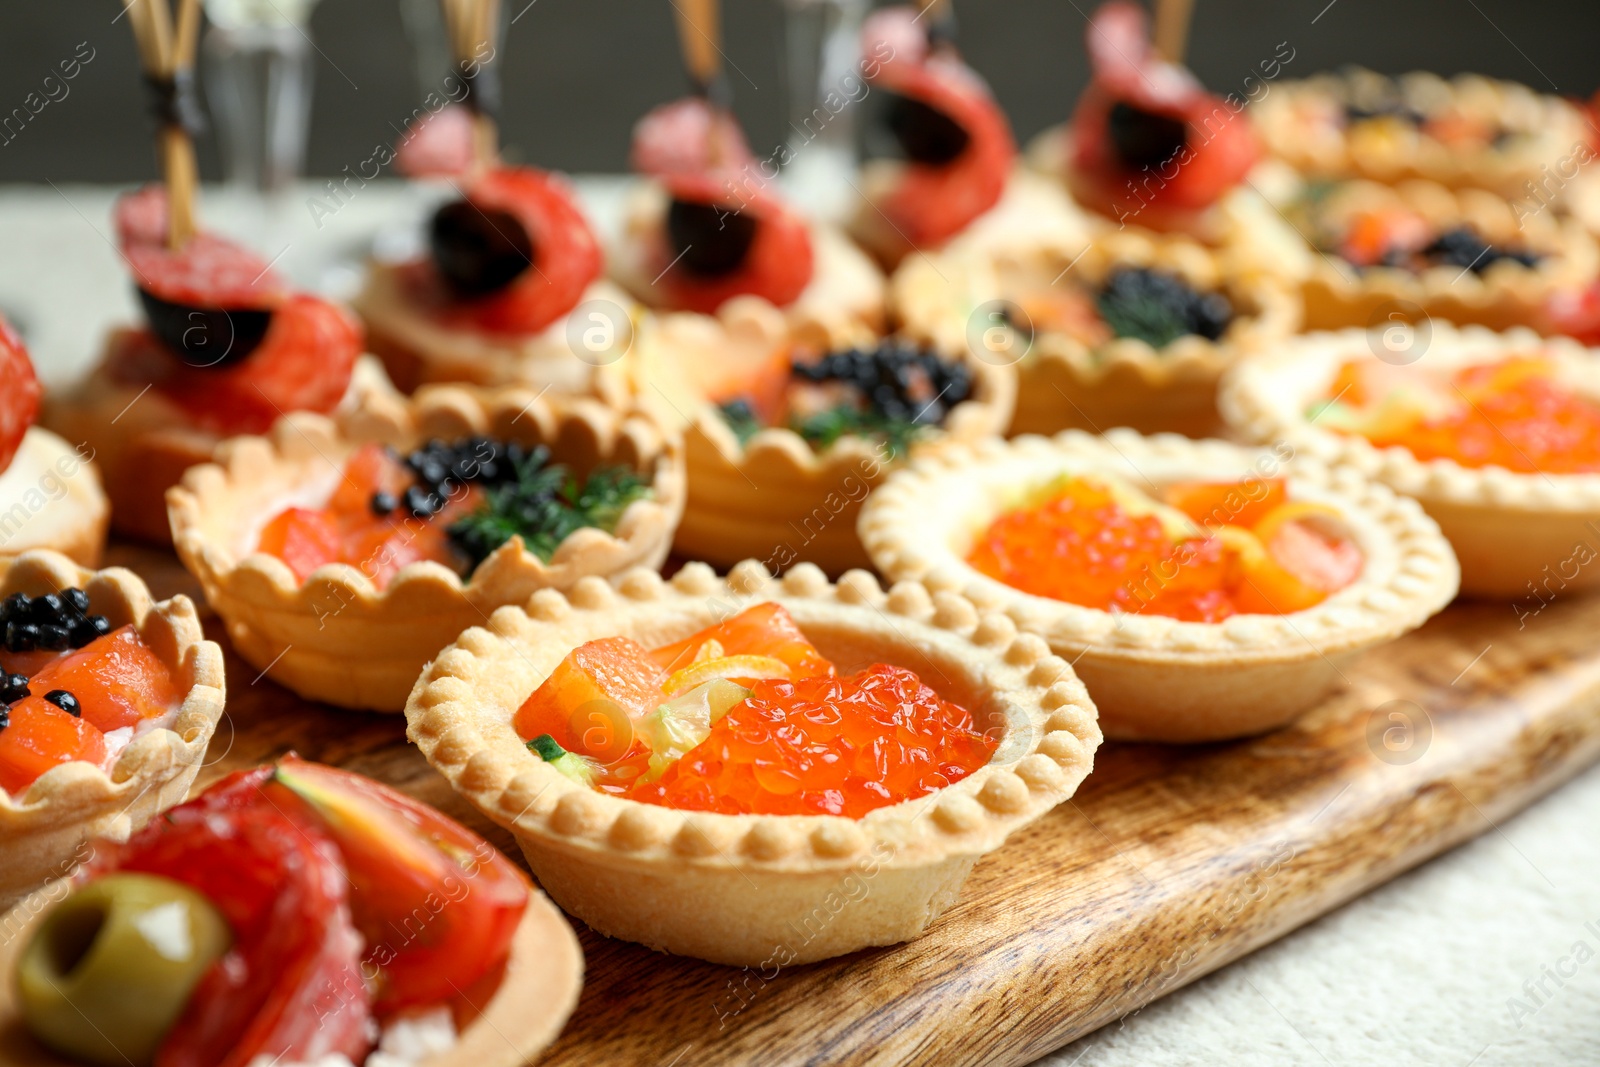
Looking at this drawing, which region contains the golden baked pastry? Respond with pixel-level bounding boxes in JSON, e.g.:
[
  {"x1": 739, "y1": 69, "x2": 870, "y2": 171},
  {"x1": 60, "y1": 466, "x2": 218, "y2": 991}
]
[
  {"x1": 1253, "y1": 68, "x2": 1595, "y2": 200},
  {"x1": 404, "y1": 560, "x2": 1101, "y2": 966},
  {"x1": 0, "y1": 429, "x2": 109, "y2": 568},
  {"x1": 357, "y1": 269, "x2": 639, "y2": 402},
  {"x1": 858, "y1": 430, "x2": 1459, "y2": 742},
  {"x1": 0, "y1": 550, "x2": 226, "y2": 908},
  {"x1": 43, "y1": 355, "x2": 399, "y2": 546},
  {"x1": 1220, "y1": 322, "x2": 1600, "y2": 599},
  {"x1": 630, "y1": 296, "x2": 1015, "y2": 574},
  {"x1": 168, "y1": 384, "x2": 685, "y2": 712},
  {"x1": 0, "y1": 880, "x2": 580, "y2": 1067},
  {"x1": 1270, "y1": 175, "x2": 1598, "y2": 332},
  {"x1": 892, "y1": 227, "x2": 1299, "y2": 438}
]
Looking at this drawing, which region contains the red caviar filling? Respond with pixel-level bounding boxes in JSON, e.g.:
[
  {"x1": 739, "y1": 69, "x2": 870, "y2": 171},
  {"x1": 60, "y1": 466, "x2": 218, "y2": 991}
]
[
  {"x1": 1321, "y1": 356, "x2": 1600, "y2": 474},
  {"x1": 0, "y1": 625, "x2": 179, "y2": 795},
  {"x1": 513, "y1": 603, "x2": 997, "y2": 816},
  {"x1": 967, "y1": 476, "x2": 1361, "y2": 622}
]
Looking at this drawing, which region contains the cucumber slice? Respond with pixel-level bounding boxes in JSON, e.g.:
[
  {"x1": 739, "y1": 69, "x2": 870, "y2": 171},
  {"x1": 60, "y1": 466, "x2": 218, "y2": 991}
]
[{"x1": 527, "y1": 734, "x2": 598, "y2": 786}]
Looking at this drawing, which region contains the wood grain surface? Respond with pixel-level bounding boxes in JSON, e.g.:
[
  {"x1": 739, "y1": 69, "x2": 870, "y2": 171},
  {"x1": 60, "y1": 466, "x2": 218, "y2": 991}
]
[{"x1": 110, "y1": 544, "x2": 1600, "y2": 1067}]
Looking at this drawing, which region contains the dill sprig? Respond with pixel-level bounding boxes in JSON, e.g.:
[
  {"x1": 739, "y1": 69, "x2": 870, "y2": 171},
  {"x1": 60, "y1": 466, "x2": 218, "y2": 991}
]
[{"x1": 448, "y1": 450, "x2": 651, "y2": 568}]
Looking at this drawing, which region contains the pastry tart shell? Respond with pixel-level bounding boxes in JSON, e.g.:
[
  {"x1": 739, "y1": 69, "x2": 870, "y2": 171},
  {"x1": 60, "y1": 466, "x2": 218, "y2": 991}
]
[
  {"x1": 1220, "y1": 323, "x2": 1600, "y2": 598},
  {"x1": 1276, "y1": 177, "x2": 1599, "y2": 332},
  {"x1": 610, "y1": 179, "x2": 889, "y2": 351},
  {"x1": 0, "y1": 879, "x2": 584, "y2": 1067},
  {"x1": 858, "y1": 430, "x2": 1460, "y2": 742},
  {"x1": 632, "y1": 297, "x2": 1016, "y2": 575},
  {"x1": 0, "y1": 551, "x2": 226, "y2": 908},
  {"x1": 42, "y1": 352, "x2": 398, "y2": 545},
  {"x1": 1253, "y1": 70, "x2": 1595, "y2": 201},
  {"x1": 168, "y1": 385, "x2": 686, "y2": 713},
  {"x1": 0, "y1": 429, "x2": 109, "y2": 568},
  {"x1": 403, "y1": 560, "x2": 1102, "y2": 966},
  {"x1": 893, "y1": 228, "x2": 1299, "y2": 438},
  {"x1": 355, "y1": 270, "x2": 638, "y2": 405}
]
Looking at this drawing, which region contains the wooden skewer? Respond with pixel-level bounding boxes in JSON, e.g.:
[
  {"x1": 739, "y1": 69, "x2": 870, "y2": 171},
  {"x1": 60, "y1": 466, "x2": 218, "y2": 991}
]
[
  {"x1": 1153, "y1": 0, "x2": 1195, "y2": 64},
  {"x1": 121, "y1": 0, "x2": 201, "y2": 248},
  {"x1": 670, "y1": 0, "x2": 731, "y2": 167},
  {"x1": 672, "y1": 0, "x2": 721, "y2": 93},
  {"x1": 439, "y1": 0, "x2": 500, "y2": 169}
]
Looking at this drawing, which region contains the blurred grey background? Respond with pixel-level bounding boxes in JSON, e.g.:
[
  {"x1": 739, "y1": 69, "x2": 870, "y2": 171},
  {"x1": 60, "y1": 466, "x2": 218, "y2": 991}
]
[{"x1": 0, "y1": 0, "x2": 1596, "y2": 184}]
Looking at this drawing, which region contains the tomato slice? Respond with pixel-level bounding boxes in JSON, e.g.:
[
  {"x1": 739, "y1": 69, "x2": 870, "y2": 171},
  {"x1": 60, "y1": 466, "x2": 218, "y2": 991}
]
[
  {"x1": 89, "y1": 768, "x2": 373, "y2": 1067},
  {"x1": 0, "y1": 313, "x2": 40, "y2": 477},
  {"x1": 26, "y1": 626, "x2": 182, "y2": 733},
  {"x1": 0, "y1": 695, "x2": 107, "y2": 794},
  {"x1": 263, "y1": 757, "x2": 531, "y2": 1016},
  {"x1": 1162, "y1": 478, "x2": 1288, "y2": 530}
]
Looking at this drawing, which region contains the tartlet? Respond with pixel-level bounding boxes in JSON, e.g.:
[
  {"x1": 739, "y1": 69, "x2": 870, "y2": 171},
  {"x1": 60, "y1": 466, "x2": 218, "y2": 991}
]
[
  {"x1": 611, "y1": 180, "x2": 888, "y2": 351},
  {"x1": 892, "y1": 228, "x2": 1299, "y2": 438},
  {"x1": 0, "y1": 550, "x2": 226, "y2": 908},
  {"x1": 46, "y1": 353, "x2": 397, "y2": 548},
  {"x1": 352, "y1": 163, "x2": 634, "y2": 398},
  {"x1": 357, "y1": 267, "x2": 639, "y2": 401},
  {"x1": 0, "y1": 882, "x2": 580, "y2": 1067},
  {"x1": 404, "y1": 560, "x2": 1102, "y2": 966},
  {"x1": 1252, "y1": 68, "x2": 1596, "y2": 201},
  {"x1": 1220, "y1": 323, "x2": 1600, "y2": 599},
  {"x1": 631, "y1": 296, "x2": 1016, "y2": 574},
  {"x1": 168, "y1": 384, "x2": 685, "y2": 712},
  {"x1": 43, "y1": 185, "x2": 374, "y2": 546},
  {"x1": 0, "y1": 430, "x2": 108, "y2": 569},
  {"x1": 1272, "y1": 176, "x2": 1599, "y2": 332},
  {"x1": 858, "y1": 430, "x2": 1460, "y2": 742}
]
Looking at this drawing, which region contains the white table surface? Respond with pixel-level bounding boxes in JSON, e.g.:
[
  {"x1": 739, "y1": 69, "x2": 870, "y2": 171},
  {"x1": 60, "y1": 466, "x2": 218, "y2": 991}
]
[{"x1": 3, "y1": 181, "x2": 1595, "y2": 1067}]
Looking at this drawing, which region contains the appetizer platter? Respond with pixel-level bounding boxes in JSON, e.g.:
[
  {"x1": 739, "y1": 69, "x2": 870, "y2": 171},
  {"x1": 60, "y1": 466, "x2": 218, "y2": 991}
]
[{"x1": 4, "y1": 0, "x2": 1600, "y2": 1063}]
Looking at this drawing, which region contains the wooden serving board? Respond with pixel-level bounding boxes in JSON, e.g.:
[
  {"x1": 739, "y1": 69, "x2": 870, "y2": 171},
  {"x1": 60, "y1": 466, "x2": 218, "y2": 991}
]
[{"x1": 113, "y1": 544, "x2": 1600, "y2": 1067}]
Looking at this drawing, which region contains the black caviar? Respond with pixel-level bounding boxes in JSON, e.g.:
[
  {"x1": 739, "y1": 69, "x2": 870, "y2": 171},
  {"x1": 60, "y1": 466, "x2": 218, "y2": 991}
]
[
  {"x1": 1422, "y1": 227, "x2": 1541, "y2": 273},
  {"x1": 792, "y1": 340, "x2": 974, "y2": 426},
  {"x1": 2, "y1": 588, "x2": 111, "y2": 654},
  {"x1": 1097, "y1": 267, "x2": 1234, "y2": 348},
  {"x1": 0, "y1": 587, "x2": 111, "y2": 734},
  {"x1": 368, "y1": 438, "x2": 532, "y2": 521}
]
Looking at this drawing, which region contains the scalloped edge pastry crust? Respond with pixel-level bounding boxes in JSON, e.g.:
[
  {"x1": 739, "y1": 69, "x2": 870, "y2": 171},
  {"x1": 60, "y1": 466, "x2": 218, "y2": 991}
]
[
  {"x1": 1267, "y1": 176, "x2": 1599, "y2": 332},
  {"x1": 629, "y1": 296, "x2": 1017, "y2": 574},
  {"x1": 355, "y1": 270, "x2": 638, "y2": 405},
  {"x1": 403, "y1": 559, "x2": 1102, "y2": 966},
  {"x1": 893, "y1": 227, "x2": 1300, "y2": 438},
  {"x1": 0, "y1": 550, "x2": 227, "y2": 909},
  {"x1": 1252, "y1": 69, "x2": 1595, "y2": 200},
  {"x1": 0, "y1": 428, "x2": 110, "y2": 568},
  {"x1": 41, "y1": 354, "x2": 399, "y2": 546},
  {"x1": 0, "y1": 878, "x2": 584, "y2": 1067},
  {"x1": 857, "y1": 429, "x2": 1460, "y2": 742},
  {"x1": 168, "y1": 384, "x2": 686, "y2": 713},
  {"x1": 1219, "y1": 322, "x2": 1600, "y2": 598}
]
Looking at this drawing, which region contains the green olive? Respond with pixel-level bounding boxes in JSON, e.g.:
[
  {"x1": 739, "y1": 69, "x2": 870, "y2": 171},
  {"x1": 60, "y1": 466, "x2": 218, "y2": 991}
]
[{"x1": 16, "y1": 873, "x2": 233, "y2": 1067}]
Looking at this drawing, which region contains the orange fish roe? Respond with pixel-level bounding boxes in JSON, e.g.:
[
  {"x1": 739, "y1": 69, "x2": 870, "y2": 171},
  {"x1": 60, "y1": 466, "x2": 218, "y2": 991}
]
[
  {"x1": 968, "y1": 478, "x2": 1242, "y2": 622},
  {"x1": 629, "y1": 664, "x2": 996, "y2": 818},
  {"x1": 968, "y1": 477, "x2": 1362, "y2": 622},
  {"x1": 1343, "y1": 357, "x2": 1600, "y2": 474}
]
